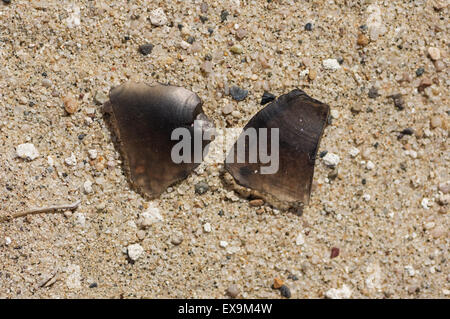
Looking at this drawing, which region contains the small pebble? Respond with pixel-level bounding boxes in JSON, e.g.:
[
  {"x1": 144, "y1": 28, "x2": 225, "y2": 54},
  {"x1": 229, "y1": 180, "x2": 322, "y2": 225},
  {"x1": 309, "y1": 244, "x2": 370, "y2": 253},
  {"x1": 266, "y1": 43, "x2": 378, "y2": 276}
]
[
  {"x1": 418, "y1": 77, "x2": 432, "y2": 91},
  {"x1": 195, "y1": 181, "x2": 209, "y2": 194},
  {"x1": 280, "y1": 285, "x2": 291, "y2": 298},
  {"x1": 322, "y1": 59, "x2": 341, "y2": 71},
  {"x1": 220, "y1": 10, "x2": 229, "y2": 22},
  {"x1": 322, "y1": 152, "x2": 340, "y2": 167},
  {"x1": 94, "y1": 91, "x2": 108, "y2": 105},
  {"x1": 230, "y1": 45, "x2": 243, "y2": 54},
  {"x1": 389, "y1": 93, "x2": 405, "y2": 110},
  {"x1": 226, "y1": 285, "x2": 239, "y2": 298},
  {"x1": 330, "y1": 247, "x2": 340, "y2": 259},
  {"x1": 65, "y1": 153, "x2": 77, "y2": 166},
  {"x1": 357, "y1": 33, "x2": 369, "y2": 46},
  {"x1": 136, "y1": 230, "x2": 146, "y2": 240},
  {"x1": 427, "y1": 47, "x2": 441, "y2": 61},
  {"x1": 229, "y1": 86, "x2": 248, "y2": 101},
  {"x1": 308, "y1": 69, "x2": 317, "y2": 80},
  {"x1": 415, "y1": 67, "x2": 425, "y2": 77},
  {"x1": 235, "y1": 28, "x2": 247, "y2": 40},
  {"x1": 219, "y1": 240, "x2": 228, "y2": 248},
  {"x1": 203, "y1": 223, "x2": 212, "y2": 233},
  {"x1": 171, "y1": 235, "x2": 183, "y2": 245},
  {"x1": 295, "y1": 233, "x2": 305, "y2": 246},
  {"x1": 149, "y1": 8, "x2": 168, "y2": 26},
  {"x1": 88, "y1": 149, "x2": 98, "y2": 160},
  {"x1": 304, "y1": 23, "x2": 313, "y2": 31},
  {"x1": 83, "y1": 180, "x2": 93, "y2": 194},
  {"x1": 127, "y1": 243, "x2": 144, "y2": 261},
  {"x1": 200, "y1": 2, "x2": 208, "y2": 14},
  {"x1": 368, "y1": 87, "x2": 379, "y2": 99},
  {"x1": 89, "y1": 283, "x2": 98, "y2": 289},
  {"x1": 16, "y1": 143, "x2": 39, "y2": 160},
  {"x1": 430, "y1": 116, "x2": 442, "y2": 129},
  {"x1": 42, "y1": 79, "x2": 52, "y2": 88},
  {"x1": 438, "y1": 182, "x2": 449, "y2": 194},
  {"x1": 139, "y1": 43, "x2": 154, "y2": 56},
  {"x1": 433, "y1": 60, "x2": 445, "y2": 72},
  {"x1": 222, "y1": 104, "x2": 234, "y2": 115},
  {"x1": 63, "y1": 94, "x2": 78, "y2": 114},
  {"x1": 273, "y1": 278, "x2": 284, "y2": 289}
]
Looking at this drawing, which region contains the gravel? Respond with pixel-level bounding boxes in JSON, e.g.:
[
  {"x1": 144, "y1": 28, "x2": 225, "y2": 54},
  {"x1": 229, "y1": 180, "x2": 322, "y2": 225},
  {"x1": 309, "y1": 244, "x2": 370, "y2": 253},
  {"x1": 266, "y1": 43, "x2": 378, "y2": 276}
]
[
  {"x1": 16, "y1": 143, "x2": 39, "y2": 160},
  {"x1": 229, "y1": 86, "x2": 248, "y2": 101}
]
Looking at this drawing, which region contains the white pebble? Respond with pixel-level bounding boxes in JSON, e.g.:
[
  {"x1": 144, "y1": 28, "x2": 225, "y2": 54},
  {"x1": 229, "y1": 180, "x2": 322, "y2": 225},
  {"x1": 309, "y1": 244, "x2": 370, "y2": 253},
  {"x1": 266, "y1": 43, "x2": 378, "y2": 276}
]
[
  {"x1": 140, "y1": 203, "x2": 163, "y2": 225},
  {"x1": 180, "y1": 40, "x2": 190, "y2": 50},
  {"x1": 149, "y1": 8, "x2": 168, "y2": 26},
  {"x1": 366, "y1": 161, "x2": 375, "y2": 170},
  {"x1": 322, "y1": 59, "x2": 341, "y2": 71},
  {"x1": 66, "y1": 5, "x2": 81, "y2": 28},
  {"x1": 219, "y1": 240, "x2": 228, "y2": 248},
  {"x1": 127, "y1": 243, "x2": 144, "y2": 261},
  {"x1": 421, "y1": 198, "x2": 432, "y2": 209},
  {"x1": 88, "y1": 149, "x2": 98, "y2": 160},
  {"x1": 362, "y1": 194, "x2": 371, "y2": 201},
  {"x1": 83, "y1": 180, "x2": 93, "y2": 194},
  {"x1": 5, "y1": 237, "x2": 11, "y2": 245},
  {"x1": 325, "y1": 284, "x2": 352, "y2": 299},
  {"x1": 295, "y1": 233, "x2": 305, "y2": 246},
  {"x1": 330, "y1": 109, "x2": 340, "y2": 119},
  {"x1": 427, "y1": 47, "x2": 441, "y2": 61},
  {"x1": 323, "y1": 152, "x2": 340, "y2": 167},
  {"x1": 203, "y1": 223, "x2": 212, "y2": 233},
  {"x1": 405, "y1": 265, "x2": 415, "y2": 277},
  {"x1": 64, "y1": 153, "x2": 77, "y2": 166},
  {"x1": 16, "y1": 143, "x2": 39, "y2": 160},
  {"x1": 349, "y1": 147, "x2": 360, "y2": 158}
]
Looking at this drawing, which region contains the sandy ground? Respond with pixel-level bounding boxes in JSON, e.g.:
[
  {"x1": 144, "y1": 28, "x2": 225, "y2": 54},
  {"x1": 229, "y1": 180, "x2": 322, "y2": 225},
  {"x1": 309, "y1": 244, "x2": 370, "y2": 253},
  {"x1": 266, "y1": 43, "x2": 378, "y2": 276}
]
[{"x1": 0, "y1": 0, "x2": 449, "y2": 298}]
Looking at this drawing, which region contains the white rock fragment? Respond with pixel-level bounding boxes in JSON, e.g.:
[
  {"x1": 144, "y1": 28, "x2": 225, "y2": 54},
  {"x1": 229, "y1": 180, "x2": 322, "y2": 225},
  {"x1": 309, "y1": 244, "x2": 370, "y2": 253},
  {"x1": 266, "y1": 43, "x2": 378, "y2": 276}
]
[
  {"x1": 47, "y1": 156, "x2": 54, "y2": 166},
  {"x1": 66, "y1": 264, "x2": 82, "y2": 289},
  {"x1": 362, "y1": 194, "x2": 371, "y2": 201},
  {"x1": 83, "y1": 180, "x2": 93, "y2": 194},
  {"x1": 322, "y1": 59, "x2": 341, "y2": 71},
  {"x1": 65, "y1": 153, "x2": 77, "y2": 166},
  {"x1": 323, "y1": 152, "x2": 340, "y2": 167},
  {"x1": 366, "y1": 161, "x2": 375, "y2": 170},
  {"x1": 203, "y1": 223, "x2": 212, "y2": 233},
  {"x1": 149, "y1": 8, "x2": 168, "y2": 26},
  {"x1": 366, "y1": 4, "x2": 386, "y2": 41},
  {"x1": 180, "y1": 40, "x2": 190, "y2": 50},
  {"x1": 139, "y1": 203, "x2": 163, "y2": 227},
  {"x1": 295, "y1": 233, "x2": 305, "y2": 246},
  {"x1": 365, "y1": 263, "x2": 382, "y2": 290},
  {"x1": 66, "y1": 5, "x2": 81, "y2": 28},
  {"x1": 421, "y1": 198, "x2": 432, "y2": 209},
  {"x1": 219, "y1": 240, "x2": 228, "y2": 248},
  {"x1": 16, "y1": 143, "x2": 39, "y2": 160},
  {"x1": 427, "y1": 47, "x2": 441, "y2": 61},
  {"x1": 349, "y1": 147, "x2": 360, "y2": 158},
  {"x1": 87, "y1": 149, "x2": 98, "y2": 160},
  {"x1": 127, "y1": 243, "x2": 144, "y2": 261},
  {"x1": 330, "y1": 109, "x2": 340, "y2": 119},
  {"x1": 325, "y1": 284, "x2": 352, "y2": 299},
  {"x1": 405, "y1": 265, "x2": 415, "y2": 277},
  {"x1": 5, "y1": 237, "x2": 11, "y2": 245}
]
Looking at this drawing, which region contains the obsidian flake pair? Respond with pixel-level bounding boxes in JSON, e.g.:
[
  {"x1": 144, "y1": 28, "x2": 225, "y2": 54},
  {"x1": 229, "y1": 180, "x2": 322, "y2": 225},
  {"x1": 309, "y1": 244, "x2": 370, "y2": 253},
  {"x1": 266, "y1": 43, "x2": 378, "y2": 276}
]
[{"x1": 104, "y1": 82, "x2": 329, "y2": 210}]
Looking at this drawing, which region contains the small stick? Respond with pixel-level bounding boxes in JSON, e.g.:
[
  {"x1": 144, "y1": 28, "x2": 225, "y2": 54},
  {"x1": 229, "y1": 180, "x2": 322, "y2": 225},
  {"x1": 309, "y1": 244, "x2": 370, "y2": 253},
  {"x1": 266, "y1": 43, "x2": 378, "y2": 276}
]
[{"x1": 1, "y1": 200, "x2": 81, "y2": 222}]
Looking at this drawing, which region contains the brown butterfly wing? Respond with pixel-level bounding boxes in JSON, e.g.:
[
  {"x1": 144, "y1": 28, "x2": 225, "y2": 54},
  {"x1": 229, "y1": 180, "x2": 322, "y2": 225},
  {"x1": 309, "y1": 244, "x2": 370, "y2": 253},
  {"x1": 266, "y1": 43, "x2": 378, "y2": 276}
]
[{"x1": 225, "y1": 89, "x2": 329, "y2": 207}]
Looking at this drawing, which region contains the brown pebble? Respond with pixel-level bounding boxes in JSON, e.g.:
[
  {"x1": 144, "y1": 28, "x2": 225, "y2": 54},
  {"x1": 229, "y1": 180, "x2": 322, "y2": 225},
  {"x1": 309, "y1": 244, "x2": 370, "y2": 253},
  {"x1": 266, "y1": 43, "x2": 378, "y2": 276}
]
[
  {"x1": 63, "y1": 94, "x2": 78, "y2": 114},
  {"x1": 308, "y1": 69, "x2": 317, "y2": 80},
  {"x1": 171, "y1": 235, "x2": 183, "y2": 245},
  {"x1": 430, "y1": 115, "x2": 442, "y2": 129},
  {"x1": 418, "y1": 77, "x2": 432, "y2": 92},
  {"x1": 249, "y1": 199, "x2": 264, "y2": 207},
  {"x1": 200, "y1": 61, "x2": 213, "y2": 74},
  {"x1": 330, "y1": 247, "x2": 340, "y2": 259},
  {"x1": 433, "y1": 60, "x2": 445, "y2": 72},
  {"x1": 256, "y1": 208, "x2": 265, "y2": 215},
  {"x1": 273, "y1": 277, "x2": 284, "y2": 289},
  {"x1": 357, "y1": 33, "x2": 369, "y2": 47},
  {"x1": 236, "y1": 28, "x2": 248, "y2": 41},
  {"x1": 136, "y1": 230, "x2": 146, "y2": 240}
]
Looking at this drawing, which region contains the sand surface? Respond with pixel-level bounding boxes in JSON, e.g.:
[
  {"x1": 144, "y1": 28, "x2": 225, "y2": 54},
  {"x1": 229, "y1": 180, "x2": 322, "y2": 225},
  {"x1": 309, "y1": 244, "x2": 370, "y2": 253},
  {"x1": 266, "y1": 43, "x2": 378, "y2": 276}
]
[{"x1": 0, "y1": 0, "x2": 448, "y2": 298}]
